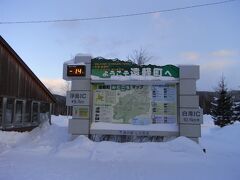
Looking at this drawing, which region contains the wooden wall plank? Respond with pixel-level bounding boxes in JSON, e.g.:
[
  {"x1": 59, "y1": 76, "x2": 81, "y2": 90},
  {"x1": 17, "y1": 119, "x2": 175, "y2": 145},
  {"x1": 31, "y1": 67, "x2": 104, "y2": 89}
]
[{"x1": 0, "y1": 41, "x2": 54, "y2": 103}]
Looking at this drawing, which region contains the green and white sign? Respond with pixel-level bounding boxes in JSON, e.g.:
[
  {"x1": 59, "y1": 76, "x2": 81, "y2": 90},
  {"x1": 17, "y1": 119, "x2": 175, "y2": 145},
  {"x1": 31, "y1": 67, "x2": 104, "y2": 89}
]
[
  {"x1": 91, "y1": 58, "x2": 179, "y2": 78},
  {"x1": 92, "y1": 84, "x2": 177, "y2": 125}
]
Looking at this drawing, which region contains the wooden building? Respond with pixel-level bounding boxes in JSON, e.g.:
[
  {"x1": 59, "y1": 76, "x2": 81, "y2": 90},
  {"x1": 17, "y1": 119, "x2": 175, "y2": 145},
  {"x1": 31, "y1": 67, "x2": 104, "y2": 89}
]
[{"x1": 0, "y1": 36, "x2": 56, "y2": 131}]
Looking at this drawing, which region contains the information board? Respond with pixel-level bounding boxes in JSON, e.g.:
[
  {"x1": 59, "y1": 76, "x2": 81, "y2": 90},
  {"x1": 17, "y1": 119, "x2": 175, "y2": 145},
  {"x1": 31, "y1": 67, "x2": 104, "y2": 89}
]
[{"x1": 92, "y1": 84, "x2": 177, "y2": 125}]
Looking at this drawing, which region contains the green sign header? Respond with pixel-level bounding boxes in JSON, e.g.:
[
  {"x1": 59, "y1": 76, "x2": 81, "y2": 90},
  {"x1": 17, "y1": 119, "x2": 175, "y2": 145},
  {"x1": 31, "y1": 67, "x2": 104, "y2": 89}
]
[{"x1": 91, "y1": 58, "x2": 179, "y2": 78}]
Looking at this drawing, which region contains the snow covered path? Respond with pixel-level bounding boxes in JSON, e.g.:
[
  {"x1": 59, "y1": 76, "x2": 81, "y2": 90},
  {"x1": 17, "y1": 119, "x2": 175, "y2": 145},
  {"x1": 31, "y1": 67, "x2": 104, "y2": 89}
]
[{"x1": 0, "y1": 115, "x2": 240, "y2": 180}]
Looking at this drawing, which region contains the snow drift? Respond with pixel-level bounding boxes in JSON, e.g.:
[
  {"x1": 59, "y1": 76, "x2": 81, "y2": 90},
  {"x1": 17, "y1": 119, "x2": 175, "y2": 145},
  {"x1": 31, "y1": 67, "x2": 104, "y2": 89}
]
[{"x1": 0, "y1": 115, "x2": 239, "y2": 180}]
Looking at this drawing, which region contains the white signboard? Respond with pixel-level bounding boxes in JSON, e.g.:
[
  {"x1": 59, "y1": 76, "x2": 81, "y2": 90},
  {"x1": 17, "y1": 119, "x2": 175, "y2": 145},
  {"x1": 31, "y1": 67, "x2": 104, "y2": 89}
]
[
  {"x1": 66, "y1": 91, "x2": 89, "y2": 106},
  {"x1": 180, "y1": 108, "x2": 203, "y2": 124}
]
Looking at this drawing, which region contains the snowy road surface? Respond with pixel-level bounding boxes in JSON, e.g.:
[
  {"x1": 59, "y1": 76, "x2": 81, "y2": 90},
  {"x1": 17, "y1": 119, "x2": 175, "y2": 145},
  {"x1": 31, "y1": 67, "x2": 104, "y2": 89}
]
[{"x1": 0, "y1": 115, "x2": 240, "y2": 180}]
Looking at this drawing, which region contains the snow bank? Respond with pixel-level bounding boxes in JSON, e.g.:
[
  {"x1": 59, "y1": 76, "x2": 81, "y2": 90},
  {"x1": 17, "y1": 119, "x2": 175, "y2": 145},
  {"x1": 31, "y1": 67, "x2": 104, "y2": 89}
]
[
  {"x1": 0, "y1": 131, "x2": 28, "y2": 153},
  {"x1": 0, "y1": 115, "x2": 240, "y2": 180},
  {"x1": 56, "y1": 136, "x2": 95, "y2": 159},
  {"x1": 0, "y1": 116, "x2": 70, "y2": 155},
  {"x1": 51, "y1": 115, "x2": 69, "y2": 127},
  {"x1": 201, "y1": 114, "x2": 219, "y2": 135},
  {"x1": 55, "y1": 135, "x2": 204, "y2": 163},
  {"x1": 200, "y1": 121, "x2": 240, "y2": 155}
]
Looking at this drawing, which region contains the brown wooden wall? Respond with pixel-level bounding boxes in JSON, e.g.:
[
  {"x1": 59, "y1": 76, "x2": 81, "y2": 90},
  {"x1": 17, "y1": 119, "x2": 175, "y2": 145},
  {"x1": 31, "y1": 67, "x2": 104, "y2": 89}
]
[{"x1": 0, "y1": 41, "x2": 54, "y2": 103}]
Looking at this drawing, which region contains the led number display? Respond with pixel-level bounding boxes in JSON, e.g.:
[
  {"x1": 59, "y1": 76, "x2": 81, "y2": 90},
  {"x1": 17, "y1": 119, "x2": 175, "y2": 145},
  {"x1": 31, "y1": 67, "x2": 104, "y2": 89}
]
[{"x1": 67, "y1": 65, "x2": 86, "y2": 77}]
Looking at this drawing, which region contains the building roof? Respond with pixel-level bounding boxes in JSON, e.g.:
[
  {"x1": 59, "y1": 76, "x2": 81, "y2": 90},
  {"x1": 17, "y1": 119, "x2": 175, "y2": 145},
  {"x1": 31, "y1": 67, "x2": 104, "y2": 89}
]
[{"x1": 0, "y1": 35, "x2": 56, "y2": 103}]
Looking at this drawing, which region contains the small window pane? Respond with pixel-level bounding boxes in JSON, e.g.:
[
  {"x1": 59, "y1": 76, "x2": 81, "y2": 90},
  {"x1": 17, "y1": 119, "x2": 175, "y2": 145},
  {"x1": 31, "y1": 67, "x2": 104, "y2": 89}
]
[
  {"x1": 15, "y1": 100, "x2": 23, "y2": 124},
  {"x1": 5, "y1": 98, "x2": 14, "y2": 125},
  {"x1": 32, "y1": 102, "x2": 39, "y2": 122},
  {"x1": 24, "y1": 101, "x2": 31, "y2": 123},
  {"x1": 0, "y1": 97, "x2": 2, "y2": 125},
  {"x1": 40, "y1": 103, "x2": 49, "y2": 113}
]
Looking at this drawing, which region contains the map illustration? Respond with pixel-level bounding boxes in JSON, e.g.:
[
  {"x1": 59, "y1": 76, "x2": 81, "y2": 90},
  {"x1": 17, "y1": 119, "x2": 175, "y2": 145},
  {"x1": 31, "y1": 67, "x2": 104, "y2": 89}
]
[{"x1": 93, "y1": 84, "x2": 177, "y2": 124}]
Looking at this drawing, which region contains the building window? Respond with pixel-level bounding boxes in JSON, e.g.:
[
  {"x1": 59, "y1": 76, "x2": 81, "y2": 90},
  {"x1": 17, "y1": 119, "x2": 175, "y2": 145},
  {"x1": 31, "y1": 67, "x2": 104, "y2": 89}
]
[
  {"x1": 40, "y1": 102, "x2": 50, "y2": 113},
  {"x1": 0, "y1": 97, "x2": 2, "y2": 126},
  {"x1": 40, "y1": 102, "x2": 50, "y2": 122},
  {"x1": 14, "y1": 100, "x2": 24, "y2": 124},
  {"x1": 24, "y1": 101, "x2": 31, "y2": 123},
  {"x1": 32, "y1": 102, "x2": 39, "y2": 123},
  {"x1": 5, "y1": 98, "x2": 14, "y2": 125}
]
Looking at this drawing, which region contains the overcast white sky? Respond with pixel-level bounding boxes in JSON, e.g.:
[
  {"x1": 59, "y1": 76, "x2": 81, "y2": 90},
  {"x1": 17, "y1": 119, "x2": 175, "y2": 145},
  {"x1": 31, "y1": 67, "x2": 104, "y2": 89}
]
[{"x1": 1, "y1": 0, "x2": 240, "y2": 94}]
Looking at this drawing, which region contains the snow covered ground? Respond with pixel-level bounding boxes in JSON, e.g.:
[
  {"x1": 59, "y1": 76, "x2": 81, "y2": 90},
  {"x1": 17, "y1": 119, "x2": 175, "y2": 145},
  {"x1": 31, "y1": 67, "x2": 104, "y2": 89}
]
[{"x1": 0, "y1": 115, "x2": 240, "y2": 180}]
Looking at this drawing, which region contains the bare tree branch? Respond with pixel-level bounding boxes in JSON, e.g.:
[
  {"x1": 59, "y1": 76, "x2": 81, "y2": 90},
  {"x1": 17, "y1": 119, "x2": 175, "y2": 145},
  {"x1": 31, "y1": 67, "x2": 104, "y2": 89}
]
[
  {"x1": 127, "y1": 48, "x2": 152, "y2": 65},
  {"x1": 61, "y1": 81, "x2": 71, "y2": 95}
]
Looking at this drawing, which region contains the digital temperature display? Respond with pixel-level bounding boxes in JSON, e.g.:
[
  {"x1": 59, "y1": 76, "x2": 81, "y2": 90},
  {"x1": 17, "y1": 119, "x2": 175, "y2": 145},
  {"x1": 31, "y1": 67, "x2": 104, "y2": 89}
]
[{"x1": 67, "y1": 65, "x2": 86, "y2": 77}]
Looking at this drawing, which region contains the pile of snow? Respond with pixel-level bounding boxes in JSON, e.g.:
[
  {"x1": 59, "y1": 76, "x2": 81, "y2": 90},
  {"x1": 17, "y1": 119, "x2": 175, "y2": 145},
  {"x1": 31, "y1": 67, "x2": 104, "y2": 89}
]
[
  {"x1": 201, "y1": 114, "x2": 219, "y2": 135},
  {"x1": 0, "y1": 131, "x2": 28, "y2": 154},
  {"x1": 0, "y1": 115, "x2": 240, "y2": 180},
  {"x1": 56, "y1": 135, "x2": 203, "y2": 162}
]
